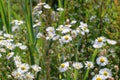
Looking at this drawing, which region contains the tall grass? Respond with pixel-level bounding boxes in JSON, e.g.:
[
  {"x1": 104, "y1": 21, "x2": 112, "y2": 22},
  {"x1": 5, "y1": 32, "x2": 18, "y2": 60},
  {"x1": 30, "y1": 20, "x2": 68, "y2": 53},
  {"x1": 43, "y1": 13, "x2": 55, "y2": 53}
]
[{"x1": 0, "y1": 0, "x2": 12, "y2": 33}]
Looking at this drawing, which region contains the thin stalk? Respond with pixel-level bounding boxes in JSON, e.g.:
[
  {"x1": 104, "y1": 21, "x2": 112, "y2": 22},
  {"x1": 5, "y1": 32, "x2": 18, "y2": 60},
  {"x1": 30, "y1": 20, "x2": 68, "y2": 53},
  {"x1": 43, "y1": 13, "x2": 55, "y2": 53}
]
[
  {"x1": 83, "y1": 49, "x2": 98, "y2": 80},
  {"x1": 8, "y1": 0, "x2": 12, "y2": 33},
  {"x1": 46, "y1": 40, "x2": 52, "y2": 80},
  {"x1": 0, "y1": 0, "x2": 11, "y2": 33},
  {"x1": 21, "y1": 0, "x2": 35, "y2": 65},
  {"x1": 58, "y1": 0, "x2": 65, "y2": 24}
]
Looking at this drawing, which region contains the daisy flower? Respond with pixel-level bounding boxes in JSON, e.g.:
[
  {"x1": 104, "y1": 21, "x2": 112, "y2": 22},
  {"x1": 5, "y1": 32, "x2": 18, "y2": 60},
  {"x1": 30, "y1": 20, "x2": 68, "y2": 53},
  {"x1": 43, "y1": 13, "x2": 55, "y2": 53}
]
[
  {"x1": 85, "y1": 61, "x2": 94, "y2": 69},
  {"x1": 71, "y1": 30, "x2": 78, "y2": 38},
  {"x1": 59, "y1": 62, "x2": 69, "y2": 72},
  {"x1": 6, "y1": 52, "x2": 14, "y2": 59},
  {"x1": 107, "y1": 39, "x2": 117, "y2": 45},
  {"x1": 72, "y1": 62, "x2": 83, "y2": 69},
  {"x1": 99, "y1": 68, "x2": 112, "y2": 79},
  {"x1": 18, "y1": 63, "x2": 30, "y2": 73},
  {"x1": 92, "y1": 74, "x2": 105, "y2": 80},
  {"x1": 57, "y1": 8, "x2": 64, "y2": 11},
  {"x1": 43, "y1": 4, "x2": 51, "y2": 9},
  {"x1": 12, "y1": 70, "x2": 23, "y2": 79},
  {"x1": 24, "y1": 72, "x2": 34, "y2": 80},
  {"x1": 93, "y1": 36, "x2": 106, "y2": 48},
  {"x1": 46, "y1": 27, "x2": 55, "y2": 34},
  {"x1": 96, "y1": 56, "x2": 108, "y2": 66},
  {"x1": 56, "y1": 25, "x2": 71, "y2": 34},
  {"x1": 61, "y1": 35, "x2": 72, "y2": 43},
  {"x1": 31, "y1": 65, "x2": 41, "y2": 72}
]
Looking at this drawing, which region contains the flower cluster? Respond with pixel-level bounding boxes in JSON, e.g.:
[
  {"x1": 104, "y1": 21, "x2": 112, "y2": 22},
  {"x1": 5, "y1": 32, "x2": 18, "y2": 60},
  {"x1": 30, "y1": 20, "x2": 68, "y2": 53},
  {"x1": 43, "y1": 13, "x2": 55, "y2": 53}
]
[
  {"x1": 12, "y1": 55, "x2": 41, "y2": 80},
  {"x1": 59, "y1": 61, "x2": 93, "y2": 72},
  {"x1": 93, "y1": 36, "x2": 117, "y2": 48}
]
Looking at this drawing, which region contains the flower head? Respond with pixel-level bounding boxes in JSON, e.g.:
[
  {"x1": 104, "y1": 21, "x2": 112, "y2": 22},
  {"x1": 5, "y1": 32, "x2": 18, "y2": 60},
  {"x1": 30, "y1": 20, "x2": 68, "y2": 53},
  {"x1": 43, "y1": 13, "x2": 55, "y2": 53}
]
[
  {"x1": 93, "y1": 36, "x2": 106, "y2": 48},
  {"x1": 85, "y1": 61, "x2": 94, "y2": 69},
  {"x1": 96, "y1": 56, "x2": 108, "y2": 66},
  {"x1": 59, "y1": 62, "x2": 69, "y2": 72},
  {"x1": 92, "y1": 74, "x2": 105, "y2": 80},
  {"x1": 61, "y1": 35, "x2": 72, "y2": 43},
  {"x1": 31, "y1": 65, "x2": 41, "y2": 72},
  {"x1": 99, "y1": 68, "x2": 112, "y2": 79},
  {"x1": 72, "y1": 62, "x2": 83, "y2": 69},
  {"x1": 18, "y1": 63, "x2": 30, "y2": 73}
]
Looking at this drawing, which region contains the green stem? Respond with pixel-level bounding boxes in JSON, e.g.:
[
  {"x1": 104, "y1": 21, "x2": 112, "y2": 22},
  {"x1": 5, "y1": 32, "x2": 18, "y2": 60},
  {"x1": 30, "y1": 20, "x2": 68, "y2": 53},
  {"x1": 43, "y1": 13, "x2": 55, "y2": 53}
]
[
  {"x1": 83, "y1": 68, "x2": 90, "y2": 80},
  {"x1": 83, "y1": 49, "x2": 98, "y2": 80}
]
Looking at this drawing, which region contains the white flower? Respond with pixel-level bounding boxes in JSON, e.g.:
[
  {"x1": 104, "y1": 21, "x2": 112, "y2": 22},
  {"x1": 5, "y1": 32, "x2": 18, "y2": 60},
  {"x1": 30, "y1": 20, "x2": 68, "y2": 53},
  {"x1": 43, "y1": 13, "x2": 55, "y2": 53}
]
[
  {"x1": 46, "y1": 33, "x2": 55, "y2": 40},
  {"x1": 19, "y1": 45, "x2": 27, "y2": 50},
  {"x1": 33, "y1": 22, "x2": 41, "y2": 28},
  {"x1": 71, "y1": 30, "x2": 78, "y2": 38},
  {"x1": 92, "y1": 74, "x2": 105, "y2": 80},
  {"x1": 31, "y1": 65, "x2": 41, "y2": 72},
  {"x1": 0, "y1": 48, "x2": 6, "y2": 53},
  {"x1": 96, "y1": 56, "x2": 108, "y2": 66},
  {"x1": 70, "y1": 20, "x2": 77, "y2": 24},
  {"x1": 81, "y1": 26, "x2": 89, "y2": 33},
  {"x1": 56, "y1": 25, "x2": 71, "y2": 34},
  {"x1": 65, "y1": 24, "x2": 72, "y2": 28},
  {"x1": 52, "y1": 35, "x2": 60, "y2": 41},
  {"x1": 44, "y1": 4, "x2": 51, "y2": 9},
  {"x1": 79, "y1": 22, "x2": 89, "y2": 35},
  {"x1": 14, "y1": 56, "x2": 21, "y2": 62},
  {"x1": 12, "y1": 25, "x2": 20, "y2": 32},
  {"x1": 6, "y1": 43, "x2": 16, "y2": 50},
  {"x1": 107, "y1": 39, "x2": 117, "y2": 45},
  {"x1": 99, "y1": 68, "x2": 112, "y2": 79},
  {"x1": 3, "y1": 33, "x2": 13, "y2": 38},
  {"x1": 24, "y1": 72, "x2": 34, "y2": 80},
  {"x1": 46, "y1": 27, "x2": 55, "y2": 34},
  {"x1": 79, "y1": 22, "x2": 88, "y2": 28},
  {"x1": 61, "y1": 35, "x2": 72, "y2": 43},
  {"x1": 85, "y1": 61, "x2": 94, "y2": 69},
  {"x1": 18, "y1": 63, "x2": 30, "y2": 73},
  {"x1": 57, "y1": 8, "x2": 64, "y2": 11},
  {"x1": 36, "y1": 32, "x2": 43, "y2": 38},
  {"x1": 72, "y1": 62, "x2": 83, "y2": 69},
  {"x1": 15, "y1": 61, "x2": 22, "y2": 68},
  {"x1": 59, "y1": 62, "x2": 69, "y2": 72},
  {"x1": 7, "y1": 52, "x2": 14, "y2": 59},
  {"x1": 12, "y1": 70, "x2": 24, "y2": 79},
  {"x1": 11, "y1": 20, "x2": 24, "y2": 25},
  {"x1": 93, "y1": 36, "x2": 106, "y2": 48}
]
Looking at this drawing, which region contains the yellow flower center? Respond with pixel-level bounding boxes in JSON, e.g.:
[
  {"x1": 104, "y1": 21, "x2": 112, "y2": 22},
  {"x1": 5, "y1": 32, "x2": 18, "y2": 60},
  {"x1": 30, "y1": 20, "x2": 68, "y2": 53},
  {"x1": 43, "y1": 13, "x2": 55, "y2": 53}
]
[
  {"x1": 100, "y1": 58, "x2": 105, "y2": 63},
  {"x1": 21, "y1": 66, "x2": 26, "y2": 70},
  {"x1": 61, "y1": 64, "x2": 65, "y2": 68},
  {"x1": 97, "y1": 38, "x2": 103, "y2": 42},
  {"x1": 26, "y1": 75, "x2": 30, "y2": 79},
  {"x1": 64, "y1": 36, "x2": 69, "y2": 40},
  {"x1": 88, "y1": 64, "x2": 91, "y2": 67},
  {"x1": 83, "y1": 27, "x2": 87, "y2": 30},
  {"x1": 16, "y1": 73, "x2": 20, "y2": 77},
  {"x1": 103, "y1": 71, "x2": 108, "y2": 76},
  {"x1": 96, "y1": 77, "x2": 102, "y2": 80}
]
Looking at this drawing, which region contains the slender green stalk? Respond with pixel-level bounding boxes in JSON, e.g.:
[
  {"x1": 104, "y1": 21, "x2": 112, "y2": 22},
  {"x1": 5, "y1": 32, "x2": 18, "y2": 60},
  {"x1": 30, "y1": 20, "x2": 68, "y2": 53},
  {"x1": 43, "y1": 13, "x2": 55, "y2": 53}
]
[
  {"x1": 58, "y1": 0, "x2": 65, "y2": 24},
  {"x1": 83, "y1": 49, "x2": 98, "y2": 80},
  {"x1": 0, "y1": 0, "x2": 11, "y2": 33},
  {"x1": 83, "y1": 68, "x2": 90, "y2": 80},
  {"x1": 8, "y1": 0, "x2": 12, "y2": 33},
  {"x1": 21, "y1": 0, "x2": 35, "y2": 65}
]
